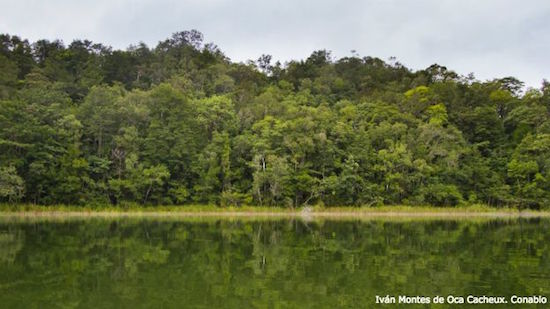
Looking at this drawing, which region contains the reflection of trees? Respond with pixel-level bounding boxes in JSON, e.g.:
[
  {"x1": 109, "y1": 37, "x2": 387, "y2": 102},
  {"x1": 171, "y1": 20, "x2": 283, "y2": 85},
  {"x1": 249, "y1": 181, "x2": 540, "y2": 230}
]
[
  {"x1": 0, "y1": 228, "x2": 23, "y2": 264},
  {"x1": 0, "y1": 219, "x2": 549, "y2": 307}
]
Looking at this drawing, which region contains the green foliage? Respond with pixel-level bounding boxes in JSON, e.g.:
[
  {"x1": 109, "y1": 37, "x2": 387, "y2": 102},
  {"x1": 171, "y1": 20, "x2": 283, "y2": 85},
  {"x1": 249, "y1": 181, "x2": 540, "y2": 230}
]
[
  {"x1": 506, "y1": 133, "x2": 550, "y2": 207},
  {"x1": 0, "y1": 166, "x2": 24, "y2": 202},
  {"x1": 0, "y1": 31, "x2": 549, "y2": 208}
]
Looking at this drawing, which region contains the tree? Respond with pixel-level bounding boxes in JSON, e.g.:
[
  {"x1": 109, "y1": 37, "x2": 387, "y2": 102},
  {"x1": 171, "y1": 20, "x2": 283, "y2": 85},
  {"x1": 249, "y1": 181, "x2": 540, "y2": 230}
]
[
  {"x1": 0, "y1": 166, "x2": 24, "y2": 202},
  {"x1": 0, "y1": 31, "x2": 548, "y2": 208},
  {"x1": 507, "y1": 134, "x2": 550, "y2": 207}
]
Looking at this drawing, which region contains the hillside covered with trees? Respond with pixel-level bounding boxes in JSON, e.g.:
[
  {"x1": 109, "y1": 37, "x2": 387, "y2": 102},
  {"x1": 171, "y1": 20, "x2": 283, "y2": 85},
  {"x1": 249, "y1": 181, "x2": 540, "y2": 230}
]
[{"x1": 0, "y1": 31, "x2": 549, "y2": 208}]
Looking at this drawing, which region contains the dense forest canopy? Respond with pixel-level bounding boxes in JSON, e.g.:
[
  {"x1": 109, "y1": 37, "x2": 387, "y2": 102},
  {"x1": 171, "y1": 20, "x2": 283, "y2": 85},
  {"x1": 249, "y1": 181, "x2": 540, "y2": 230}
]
[{"x1": 0, "y1": 30, "x2": 549, "y2": 208}]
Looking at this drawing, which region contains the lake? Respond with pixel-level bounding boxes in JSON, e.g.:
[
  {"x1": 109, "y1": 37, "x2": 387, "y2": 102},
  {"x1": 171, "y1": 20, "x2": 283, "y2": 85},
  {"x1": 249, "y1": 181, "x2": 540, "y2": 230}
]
[{"x1": 0, "y1": 217, "x2": 549, "y2": 308}]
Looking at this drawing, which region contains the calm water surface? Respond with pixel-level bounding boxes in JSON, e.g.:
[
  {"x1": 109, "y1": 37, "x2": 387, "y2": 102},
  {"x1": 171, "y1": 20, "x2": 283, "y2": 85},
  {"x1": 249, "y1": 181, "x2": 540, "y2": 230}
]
[{"x1": 0, "y1": 218, "x2": 549, "y2": 308}]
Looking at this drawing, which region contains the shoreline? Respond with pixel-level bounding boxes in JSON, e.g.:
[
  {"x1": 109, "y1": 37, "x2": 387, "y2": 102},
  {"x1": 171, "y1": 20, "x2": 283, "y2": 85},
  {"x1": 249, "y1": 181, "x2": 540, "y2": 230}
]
[{"x1": 1, "y1": 205, "x2": 549, "y2": 219}]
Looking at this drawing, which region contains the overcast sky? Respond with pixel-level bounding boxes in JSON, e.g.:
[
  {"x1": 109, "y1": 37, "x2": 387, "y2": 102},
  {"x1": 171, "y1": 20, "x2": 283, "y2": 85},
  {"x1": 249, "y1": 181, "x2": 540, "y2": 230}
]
[{"x1": 1, "y1": 0, "x2": 548, "y2": 88}]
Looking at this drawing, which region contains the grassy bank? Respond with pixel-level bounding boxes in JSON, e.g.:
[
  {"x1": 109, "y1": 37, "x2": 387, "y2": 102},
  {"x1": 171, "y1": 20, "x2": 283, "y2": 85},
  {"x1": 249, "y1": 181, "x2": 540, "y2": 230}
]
[
  {"x1": 1, "y1": 203, "x2": 548, "y2": 218},
  {"x1": 0, "y1": 203, "x2": 515, "y2": 212}
]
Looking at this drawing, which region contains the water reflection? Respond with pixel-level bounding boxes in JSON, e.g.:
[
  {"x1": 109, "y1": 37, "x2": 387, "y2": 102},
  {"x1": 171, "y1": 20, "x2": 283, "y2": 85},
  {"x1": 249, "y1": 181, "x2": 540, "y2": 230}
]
[{"x1": 0, "y1": 218, "x2": 549, "y2": 308}]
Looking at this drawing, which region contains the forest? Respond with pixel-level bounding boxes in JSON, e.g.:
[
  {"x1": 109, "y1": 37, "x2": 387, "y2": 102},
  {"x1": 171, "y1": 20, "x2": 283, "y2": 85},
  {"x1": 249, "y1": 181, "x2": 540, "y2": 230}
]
[{"x1": 0, "y1": 30, "x2": 549, "y2": 208}]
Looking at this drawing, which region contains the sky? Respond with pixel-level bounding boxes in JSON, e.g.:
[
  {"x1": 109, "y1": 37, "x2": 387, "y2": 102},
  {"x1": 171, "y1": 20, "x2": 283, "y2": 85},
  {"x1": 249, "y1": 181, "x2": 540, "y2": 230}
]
[{"x1": 1, "y1": 0, "x2": 549, "y2": 88}]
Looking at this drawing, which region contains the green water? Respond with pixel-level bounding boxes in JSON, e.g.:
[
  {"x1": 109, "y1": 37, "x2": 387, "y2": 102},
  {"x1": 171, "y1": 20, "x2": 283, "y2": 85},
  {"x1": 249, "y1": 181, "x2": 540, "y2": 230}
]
[{"x1": 0, "y1": 218, "x2": 549, "y2": 308}]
